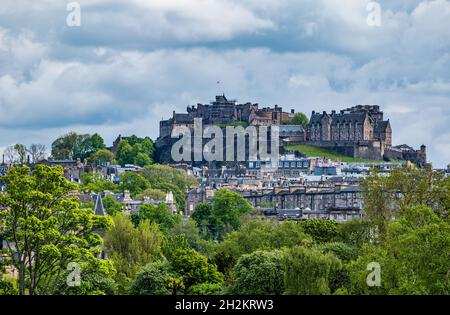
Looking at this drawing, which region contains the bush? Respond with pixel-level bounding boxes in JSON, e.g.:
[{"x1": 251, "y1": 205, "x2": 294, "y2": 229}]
[
  {"x1": 0, "y1": 277, "x2": 19, "y2": 295},
  {"x1": 187, "y1": 283, "x2": 223, "y2": 295}
]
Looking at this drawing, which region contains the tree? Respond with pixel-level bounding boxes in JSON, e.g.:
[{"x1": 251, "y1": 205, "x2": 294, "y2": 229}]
[
  {"x1": 115, "y1": 136, "x2": 154, "y2": 167},
  {"x1": 135, "y1": 188, "x2": 166, "y2": 201},
  {"x1": 3, "y1": 146, "x2": 16, "y2": 164},
  {"x1": 141, "y1": 164, "x2": 198, "y2": 192},
  {"x1": 299, "y1": 219, "x2": 339, "y2": 243},
  {"x1": 169, "y1": 219, "x2": 214, "y2": 255},
  {"x1": 134, "y1": 152, "x2": 152, "y2": 167},
  {"x1": 191, "y1": 202, "x2": 216, "y2": 239},
  {"x1": 52, "y1": 258, "x2": 117, "y2": 295},
  {"x1": 284, "y1": 246, "x2": 341, "y2": 295},
  {"x1": 140, "y1": 164, "x2": 197, "y2": 211},
  {"x1": 0, "y1": 165, "x2": 113, "y2": 295},
  {"x1": 362, "y1": 167, "x2": 450, "y2": 240},
  {"x1": 27, "y1": 144, "x2": 47, "y2": 163},
  {"x1": 119, "y1": 172, "x2": 150, "y2": 196},
  {"x1": 51, "y1": 131, "x2": 79, "y2": 159},
  {"x1": 210, "y1": 189, "x2": 253, "y2": 240},
  {"x1": 116, "y1": 140, "x2": 134, "y2": 166},
  {"x1": 104, "y1": 215, "x2": 163, "y2": 280},
  {"x1": 80, "y1": 173, "x2": 119, "y2": 193},
  {"x1": 317, "y1": 242, "x2": 359, "y2": 263},
  {"x1": 88, "y1": 149, "x2": 115, "y2": 166},
  {"x1": 347, "y1": 205, "x2": 450, "y2": 295},
  {"x1": 129, "y1": 260, "x2": 176, "y2": 295},
  {"x1": 131, "y1": 203, "x2": 180, "y2": 231},
  {"x1": 231, "y1": 250, "x2": 285, "y2": 295},
  {"x1": 337, "y1": 218, "x2": 375, "y2": 248},
  {"x1": 102, "y1": 195, "x2": 124, "y2": 216},
  {"x1": 213, "y1": 220, "x2": 312, "y2": 278},
  {"x1": 283, "y1": 112, "x2": 309, "y2": 127},
  {"x1": 187, "y1": 282, "x2": 222, "y2": 295},
  {"x1": 169, "y1": 248, "x2": 223, "y2": 291},
  {"x1": 14, "y1": 144, "x2": 27, "y2": 164},
  {"x1": 51, "y1": 132, "x2": 106, "y2": 160}
]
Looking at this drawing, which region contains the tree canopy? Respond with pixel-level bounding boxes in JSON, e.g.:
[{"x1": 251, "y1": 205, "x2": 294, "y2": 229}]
[{"x1": 0, "y1": 165, "x2": 113, "y2": 295}]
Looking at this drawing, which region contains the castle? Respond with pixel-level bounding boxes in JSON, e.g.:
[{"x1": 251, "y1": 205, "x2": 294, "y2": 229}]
[
  {"x1": 158, "y1": 94, "x2": 293, "y2": 139},
  {"x1": 306, "y1": 105, "x2": 426, "y2": 165},
  {"x1": 155, "y1": 95, "x2": 426, "y2": 166}
]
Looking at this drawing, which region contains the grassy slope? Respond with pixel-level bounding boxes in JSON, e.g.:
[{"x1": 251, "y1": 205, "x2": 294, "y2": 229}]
[{"x1": 285, "y1": 144, "x2": 384, "y2": 163}]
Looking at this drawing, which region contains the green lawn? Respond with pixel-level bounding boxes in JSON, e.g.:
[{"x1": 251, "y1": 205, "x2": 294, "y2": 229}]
[{"x1": 285, "y1": 144, "x2": 384, "y2": 163}]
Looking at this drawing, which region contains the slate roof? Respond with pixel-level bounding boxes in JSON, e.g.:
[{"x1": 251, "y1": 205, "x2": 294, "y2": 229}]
[
  {"x1": 374, "y1": 120, "x2": 390, "y2": 133},
  {"x1": 310, "y1": 110, "x2": 369, "y2": 125},
  {"x1": 174, "y1": 113, "x2": 194, "y2": 123},
  {"x1": 279, "y1": 125, "x2": 305, "y2": 136},
  {"x1": 93, "y1": 194, "x2": 106, "y2": 216}
]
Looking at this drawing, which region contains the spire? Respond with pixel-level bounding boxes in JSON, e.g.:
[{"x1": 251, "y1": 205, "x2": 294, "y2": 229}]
[{"x1": 94, "y1": 193, "x2": 106, "y2": 216}]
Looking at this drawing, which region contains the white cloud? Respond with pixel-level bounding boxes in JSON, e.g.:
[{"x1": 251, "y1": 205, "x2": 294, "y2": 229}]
[{"x1": 0, "y1": 1, "x2": 449, "y2": 168}]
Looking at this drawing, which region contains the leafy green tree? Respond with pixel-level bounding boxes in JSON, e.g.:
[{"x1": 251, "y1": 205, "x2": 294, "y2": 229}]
[
  {"x1": 134, "y1": 152, "x2": 152, "y2": 167},
  {"x1": 347, "y1": 205, "x2": 450, "y2": 295},
  {"x1": 116, "y1": 140, "x2": 134, "y2": 166},
  {"x1": 170, "y1": 248, "x2": 223, "y2": 291},
  {"x1": 362, "y1": 166, "x2": 450, "y2": 240},
  {"x1": 119, "y1": 172, "x2": 150, "y2": 196},
  {"x1": 13, "y1": 144, "x2": 27, "y2": 164},
  {"x1": 134, "y1": 188, "x2": 166, "y2": 201},
  {"x1": 140, "y1": 164, "x2": 197, "y2": 212},
  {"x1": 152, "y1": 181, "x2": 185, "y2": 212},
  {"x1": 231, "y1": 250, "x2": 285, "y2": 295},
  {"x1": 51, "y1": 132, "x2": 106, "y2": 160},
  {"x1": 169, "y1": 219, "x2": 214, "y2": 255},
  {"x1": 129, "y1": 260, "x2": 175, "y2": 295},
  {"x1": 115, "y1": 136, "x2": 154, "y2": 167},
  {"x1": 104, "y1": 215, "x2": 163, "y2": 285},
  {"x1": 102, "y1": 195, "x2": 124, "y2": 216},
  {"x1": 187, "y1": 282, "x2": 222, "y2": 295},
  {"x1": 191, "y1": 202, "x2": 216, "y2": 239},
  {"x1": 88, "y1": 149, "x2": 115, "y2": 166},
  {"x1": 337, "y1": 218, "x2": 375, "y2": 248},
  {"x1": 51, "y1": 131, "x2": 79, "y2": 159},
  {"x1": 317, "y1": 242, "x2": 359, "y2": 263},
  {"x1": 299, "y1": 219, "x2": 339, "y2": 243},
  {"x1": 0, "y1": 165, "x2": 113, "y2": 295},
  {"x1": 283, "y1": 112, "x2": 309, "y2": 127},
  {"x1": 80, "y1": 173, "x2": 119, "y2": 193},
  {"x1": 213, "y1": 220, "x2": 312, "y2": 278},
  {"x1": 284, "y1": 246, "x2": 341, "y2": 295},
  {"x1": 141, "y1": 164, "x2": 197, "y2": 192},
  {"x1": 131, "y1": 203, "x2": 180, "y2": 231},
  {"x1": 77, "y1": 133, "x2": 106, "y2": 160},
  {"x1": 200, "y1": 188, "x2": 253, "y2": 240},
  {"x1": 52, "y1": 257, "x2": 117, "y2": 295},
  {"x1": 0, "y1": 276, "x2": 19, "y2": 295}
]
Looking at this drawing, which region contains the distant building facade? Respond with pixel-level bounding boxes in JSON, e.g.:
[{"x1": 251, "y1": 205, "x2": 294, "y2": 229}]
[{"x1": 305, "y1": 105, "x2": 426, "y2": 166}]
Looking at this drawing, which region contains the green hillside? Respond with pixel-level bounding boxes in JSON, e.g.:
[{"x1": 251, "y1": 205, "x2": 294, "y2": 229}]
[{"x1": 285, "y1": 144, "x2": 384, "y2": 163}]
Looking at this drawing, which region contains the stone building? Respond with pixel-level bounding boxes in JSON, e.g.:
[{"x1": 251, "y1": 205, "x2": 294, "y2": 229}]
[
  {"x1": 308, "y1": 105, "x2": 392, "y2": 145},
  {"x1": 158, "y1": 94, "x2": 293, "y2": 139},
  {"x1": 305, "y1": 105, "x2": 426, "y2": 165},
  {"x1": 155, "y1": 94, "x2": 292, "y2": 163}
]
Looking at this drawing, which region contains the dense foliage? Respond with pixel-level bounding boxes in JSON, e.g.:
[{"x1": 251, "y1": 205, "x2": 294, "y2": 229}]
[{"x1": 1, "y1": 165, "x2": 449, "y2": 295}]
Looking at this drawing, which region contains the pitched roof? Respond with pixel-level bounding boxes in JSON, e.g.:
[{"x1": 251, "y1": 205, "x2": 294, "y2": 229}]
[
  {"x1": 374, "y1": 120, "x2": 390, "y2": 133},
  {"x1": 93, "y1": 194, "x2": 106, "y2": 216}
]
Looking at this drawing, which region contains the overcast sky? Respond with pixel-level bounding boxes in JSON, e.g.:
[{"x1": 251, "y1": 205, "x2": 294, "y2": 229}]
[{"x1": 1, "y1": 0, "x2": 450, "y2": 167}]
